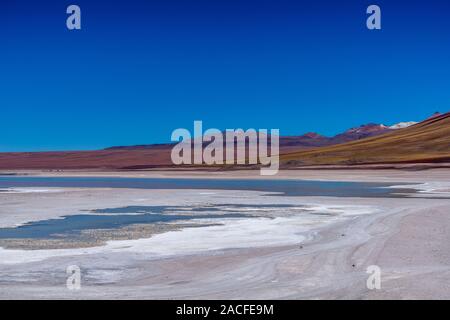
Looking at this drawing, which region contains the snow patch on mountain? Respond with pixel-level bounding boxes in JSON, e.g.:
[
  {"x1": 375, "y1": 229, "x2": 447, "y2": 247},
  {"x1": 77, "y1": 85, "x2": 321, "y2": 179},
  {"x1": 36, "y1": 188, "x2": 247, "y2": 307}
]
[{"x1": 389, "y1": 121, "x2": 418, "y2": 129}]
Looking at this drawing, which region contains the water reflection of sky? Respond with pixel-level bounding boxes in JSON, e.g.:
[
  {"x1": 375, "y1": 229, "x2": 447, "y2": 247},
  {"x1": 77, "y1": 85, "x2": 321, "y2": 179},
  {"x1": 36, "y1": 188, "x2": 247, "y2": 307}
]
[{"x1": 0, "y1": 177, "x2": 416, "y2": 198}]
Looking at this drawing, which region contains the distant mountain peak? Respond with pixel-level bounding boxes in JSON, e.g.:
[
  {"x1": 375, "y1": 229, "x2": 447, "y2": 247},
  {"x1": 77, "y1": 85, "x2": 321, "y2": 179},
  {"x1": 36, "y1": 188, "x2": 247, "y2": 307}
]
[
  {"x1": 281, "y1": 111, "x2": 450, "y2": 166},
  {"x1": 428, "y1": 111, "x2": 442, "y2": 119},
  {"x1": 301, "y1": 132, "x2": 325, "y2": 139},
  {"x1": 389, "y1": 121, "x2": 418, "y2": 129},
  {"x1": 344, "y1": 123, "x2": 388, "y2": 134}
]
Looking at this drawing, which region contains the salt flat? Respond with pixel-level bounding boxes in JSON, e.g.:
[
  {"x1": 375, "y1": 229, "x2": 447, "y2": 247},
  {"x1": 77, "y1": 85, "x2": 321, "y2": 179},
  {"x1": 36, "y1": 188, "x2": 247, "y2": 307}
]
[{"x1": 0, "y1": 169, "x2": 449, "y2": 299}]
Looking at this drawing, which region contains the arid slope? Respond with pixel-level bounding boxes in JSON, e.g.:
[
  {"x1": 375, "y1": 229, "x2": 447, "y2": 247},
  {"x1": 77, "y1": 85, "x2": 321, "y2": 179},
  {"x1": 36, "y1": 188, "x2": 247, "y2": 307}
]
[
  {"x1": 0, "y1": 114, "x2": 447, "y2": 170},
  {"x1": 281, "y1": 113, "x2": 450, "y2": 166}
]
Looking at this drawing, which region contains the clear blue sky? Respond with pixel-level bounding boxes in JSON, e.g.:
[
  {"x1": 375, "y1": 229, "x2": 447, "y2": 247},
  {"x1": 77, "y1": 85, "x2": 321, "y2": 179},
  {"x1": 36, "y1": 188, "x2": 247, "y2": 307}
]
[{"x1": 1, "y1": 0, "x2": 449, "y2": 151}]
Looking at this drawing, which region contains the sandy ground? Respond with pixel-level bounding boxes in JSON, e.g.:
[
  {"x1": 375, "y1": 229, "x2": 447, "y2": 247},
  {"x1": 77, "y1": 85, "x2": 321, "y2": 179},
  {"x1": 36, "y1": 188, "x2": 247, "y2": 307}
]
[{"x1": 0, "y1": 169, "x2": 449, "y2": 299}]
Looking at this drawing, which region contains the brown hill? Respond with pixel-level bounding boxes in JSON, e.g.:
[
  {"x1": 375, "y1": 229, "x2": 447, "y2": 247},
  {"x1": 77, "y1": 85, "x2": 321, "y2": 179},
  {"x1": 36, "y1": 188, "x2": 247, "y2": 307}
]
[
  {"x1": 254, "y1": 123, "x2": 393, "y2": 153},
  {"x1": 0, "y1": 146, "x2": 175, "y2": 170},
  {"x1": 0, "y1": 115, "x2": 444, "y2": 170},
  {"x1": 0, "y1": 126, "x2": 394, "y2": 170},
  {"x1": 281, "y1": 112, "x2": 450, "y2": 166}
]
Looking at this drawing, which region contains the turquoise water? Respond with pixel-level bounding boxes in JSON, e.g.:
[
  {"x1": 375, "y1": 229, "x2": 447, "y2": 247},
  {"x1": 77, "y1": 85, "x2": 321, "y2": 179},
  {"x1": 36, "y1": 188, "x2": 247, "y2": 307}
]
[
  {"x1": 0, "y1": 208, "x2": 250, "y2": 239},
  {"x1": 0, "y1": 176, "x2": 417, "y2": 241},
  {"x1": 0, "y1": 176, "x2": 415, "y2": 197}
]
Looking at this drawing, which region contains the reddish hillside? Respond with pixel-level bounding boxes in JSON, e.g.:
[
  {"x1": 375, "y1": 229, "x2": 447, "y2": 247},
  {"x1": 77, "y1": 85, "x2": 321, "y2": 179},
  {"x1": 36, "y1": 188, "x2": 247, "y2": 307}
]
[
  {"x1": 0, "y1": 116, "x2": 440, "y2": 170},
  {"x1": 0, "y1": 146, "x2": 174, "y2": 170},
  {"x1": 281, "y1": 112, "x2": 450, "y2": 166}
]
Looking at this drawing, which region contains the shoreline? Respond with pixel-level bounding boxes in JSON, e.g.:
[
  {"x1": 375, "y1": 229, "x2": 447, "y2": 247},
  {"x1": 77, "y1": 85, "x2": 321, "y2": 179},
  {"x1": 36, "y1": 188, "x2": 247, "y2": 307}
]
[
  {"x1": 1, "y1": 195, "x2": 449, "y2": 299},
  {"x1": 2, "y1": 168, "x2": 450, "y2": 183},
  {"x1": 0, "y1": 169, "x2": 449, "y2": 299},
  {"x1": 0, "y1": 186, "x2": 377, "y2": 253}
]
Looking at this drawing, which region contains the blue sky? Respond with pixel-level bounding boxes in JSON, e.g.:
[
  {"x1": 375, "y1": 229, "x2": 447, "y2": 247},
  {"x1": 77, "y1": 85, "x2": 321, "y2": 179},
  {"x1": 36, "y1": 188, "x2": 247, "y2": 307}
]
[{"x1": 1, "y1": 0, "x2": 449, "y2": 151}]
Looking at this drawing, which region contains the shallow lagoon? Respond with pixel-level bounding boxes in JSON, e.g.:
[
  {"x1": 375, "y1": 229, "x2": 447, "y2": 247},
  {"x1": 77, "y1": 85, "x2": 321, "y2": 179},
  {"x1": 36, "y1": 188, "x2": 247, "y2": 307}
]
[{"x1": 0, "y1": 176, "x2": 415, "y2": 197}]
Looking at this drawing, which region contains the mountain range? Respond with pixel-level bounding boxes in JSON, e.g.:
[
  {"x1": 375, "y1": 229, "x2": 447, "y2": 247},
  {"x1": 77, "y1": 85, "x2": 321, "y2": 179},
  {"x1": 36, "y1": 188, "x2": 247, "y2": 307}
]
[
  {"x1": 0, "y1": 112, "x2": 447, "y2": 170},
  {"x1": 281, "y1": 112, "x2": 449, "y2": 166}
]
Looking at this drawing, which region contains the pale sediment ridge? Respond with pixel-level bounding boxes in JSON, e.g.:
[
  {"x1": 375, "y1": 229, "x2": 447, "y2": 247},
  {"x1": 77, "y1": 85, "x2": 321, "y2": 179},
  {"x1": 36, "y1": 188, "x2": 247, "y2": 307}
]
[
  {"x1": 386, "y1": 181, "x2": 450, "y2": 196},
  {"x1": 0, "y1": 191, "x2": 377, "y2": 262},
  {"x1": 2, "y1": 168, "x2": 450, "y2": 184},
  {"x1": 0, "y1": 222, "x2": 217, "y2": 250},
  {"x1": 0, "y1": 188, "x2": 62, "y2": 194},
  {"x1": 0, "y1": 170, "x2": 449, "y2": 299},
  {"x1": 1, "y1": 195, "x2": 449, "y2": 299}
]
